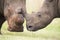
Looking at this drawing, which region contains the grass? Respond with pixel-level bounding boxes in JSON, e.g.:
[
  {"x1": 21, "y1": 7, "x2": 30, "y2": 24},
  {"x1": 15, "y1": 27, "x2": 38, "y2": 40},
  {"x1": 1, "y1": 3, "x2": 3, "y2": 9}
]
[{"x1": 0, "y1": 18, "x2": 60, "y2": 40}]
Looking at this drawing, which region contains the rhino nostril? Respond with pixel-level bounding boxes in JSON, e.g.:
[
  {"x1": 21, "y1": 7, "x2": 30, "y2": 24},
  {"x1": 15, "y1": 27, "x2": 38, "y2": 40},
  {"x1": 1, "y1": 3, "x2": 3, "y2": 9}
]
[{"x1": 28, "y1": 26, "x2": 32, "y2": 28}]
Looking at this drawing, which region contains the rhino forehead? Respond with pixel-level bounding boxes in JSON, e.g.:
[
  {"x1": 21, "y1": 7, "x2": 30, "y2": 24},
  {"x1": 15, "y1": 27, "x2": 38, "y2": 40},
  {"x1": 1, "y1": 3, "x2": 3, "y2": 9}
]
[{"x1": 26, "y1": 0, "x2": 45, "y2": 14}]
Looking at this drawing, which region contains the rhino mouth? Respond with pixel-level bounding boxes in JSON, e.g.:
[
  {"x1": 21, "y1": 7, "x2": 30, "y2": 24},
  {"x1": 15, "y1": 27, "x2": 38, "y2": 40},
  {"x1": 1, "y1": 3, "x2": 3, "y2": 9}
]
[
  {"x1": 8, "y1": 26, "x2": 23, "y2": 32},
  {"x1": 26, "y1": 26, "x2": 40, "y2": 31},
  {"x1": 26, "y1": 25, "x2": 47, "y2": 31}
]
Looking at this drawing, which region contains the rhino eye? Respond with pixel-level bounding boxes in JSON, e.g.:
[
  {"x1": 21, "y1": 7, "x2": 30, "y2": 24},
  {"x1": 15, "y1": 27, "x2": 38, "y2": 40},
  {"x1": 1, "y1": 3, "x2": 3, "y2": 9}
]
[
  {"x1": 37, "y1": 12, "x2": 41, "y2": 17},
  {"x1": 18, "y1": 11, "x2": 22, "y2": 14},
  {"x1": 38, "y1": 15, "x2": 41, "y2": 17},
  {"x1": 49, "y1": 0, "x2": 53, "y2": 2},
  {"x1": 18, "y1": 9, "x2": 23, "y2": 14}
]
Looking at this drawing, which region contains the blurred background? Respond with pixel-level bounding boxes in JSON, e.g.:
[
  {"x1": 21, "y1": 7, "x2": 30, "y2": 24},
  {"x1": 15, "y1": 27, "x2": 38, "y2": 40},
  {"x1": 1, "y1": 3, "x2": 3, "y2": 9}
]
[{"x1": 0, "y1": 18, "x2": 60, "y2": 40}]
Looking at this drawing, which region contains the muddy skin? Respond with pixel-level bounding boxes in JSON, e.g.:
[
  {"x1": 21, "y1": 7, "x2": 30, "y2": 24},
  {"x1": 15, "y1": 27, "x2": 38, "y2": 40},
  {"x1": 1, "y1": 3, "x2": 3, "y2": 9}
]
[{"x1": 0, "y1": 0, "x2": 26, "y2": 34}]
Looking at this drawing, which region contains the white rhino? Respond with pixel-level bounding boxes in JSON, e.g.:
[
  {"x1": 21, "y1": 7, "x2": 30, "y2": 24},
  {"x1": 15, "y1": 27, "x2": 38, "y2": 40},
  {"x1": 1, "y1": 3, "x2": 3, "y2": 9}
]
[{"x1": 25, "y1": 0, "x2": 60, "y2": 31}]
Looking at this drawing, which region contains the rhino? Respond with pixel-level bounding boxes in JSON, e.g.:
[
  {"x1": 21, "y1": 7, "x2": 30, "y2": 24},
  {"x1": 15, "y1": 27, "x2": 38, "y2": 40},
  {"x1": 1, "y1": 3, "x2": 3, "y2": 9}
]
[
  {"x1": 25, "y1": 0, "x2": 60, "y2": 31},
  {"x1": 0, "y1": 0, "x2": 26, "y2": 34}
]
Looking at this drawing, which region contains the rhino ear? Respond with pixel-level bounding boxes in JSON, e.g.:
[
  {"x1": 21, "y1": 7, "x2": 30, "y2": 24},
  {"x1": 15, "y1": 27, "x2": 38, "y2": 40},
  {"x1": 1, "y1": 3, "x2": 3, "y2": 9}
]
[{"x1": 48, "y1": 0, "x2": 53, "y2": 2}]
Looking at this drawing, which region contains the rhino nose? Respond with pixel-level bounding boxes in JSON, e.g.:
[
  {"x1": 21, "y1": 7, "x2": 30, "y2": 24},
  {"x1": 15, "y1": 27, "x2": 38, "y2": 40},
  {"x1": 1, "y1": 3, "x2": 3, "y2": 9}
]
[
  {"x1": 28, "y1": 26, "x2": 32, "y2": 28},
  {"x1": 27, "y1": 25, "x2": 33, "y2": 29},
  {"x1": 26, "y1": 25, "x2": 36, "y2": 31}
]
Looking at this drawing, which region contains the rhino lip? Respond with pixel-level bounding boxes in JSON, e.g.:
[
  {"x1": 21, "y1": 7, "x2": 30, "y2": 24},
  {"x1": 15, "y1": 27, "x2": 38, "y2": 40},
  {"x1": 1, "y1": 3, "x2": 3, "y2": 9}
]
[{"x1": 8, "y1": 26, "x2": 23, "y2": 32}]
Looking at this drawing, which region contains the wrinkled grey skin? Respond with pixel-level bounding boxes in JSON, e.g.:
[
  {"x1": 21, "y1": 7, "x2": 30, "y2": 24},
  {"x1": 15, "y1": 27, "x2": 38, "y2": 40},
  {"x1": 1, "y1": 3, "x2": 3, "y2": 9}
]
[
  {"x1": 25, "y1": 0, "x2": 60, "y2": 31},
  {"x1": 0, "y1": 0, "x2": 26, "y2": 34}
]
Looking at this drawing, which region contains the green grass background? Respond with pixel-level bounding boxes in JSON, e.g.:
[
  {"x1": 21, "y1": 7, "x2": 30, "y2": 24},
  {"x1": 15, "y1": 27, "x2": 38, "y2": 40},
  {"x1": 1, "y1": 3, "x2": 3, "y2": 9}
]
[{"x1": 0, "y1": 18, "x2": 60, "y2": 40}]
